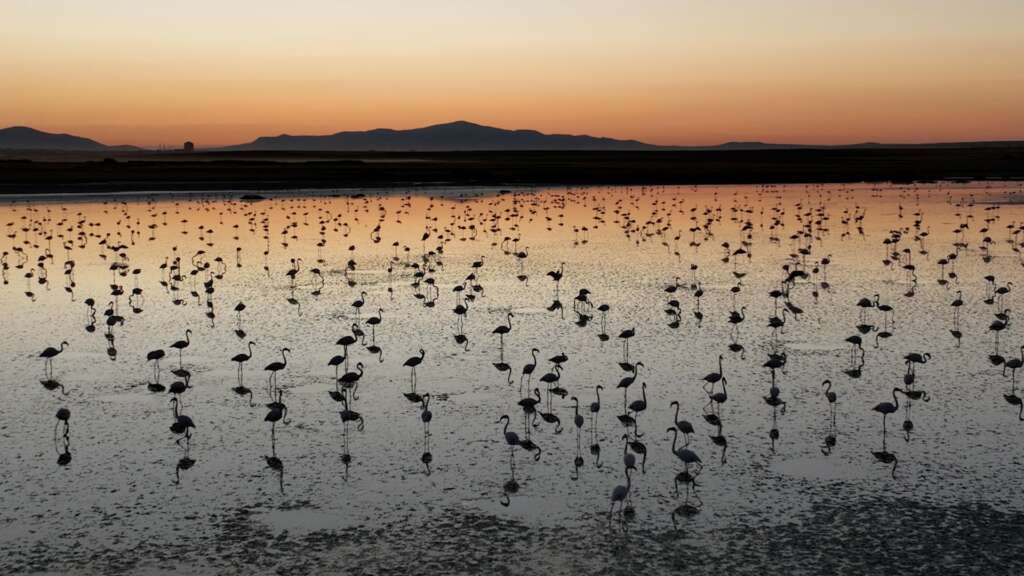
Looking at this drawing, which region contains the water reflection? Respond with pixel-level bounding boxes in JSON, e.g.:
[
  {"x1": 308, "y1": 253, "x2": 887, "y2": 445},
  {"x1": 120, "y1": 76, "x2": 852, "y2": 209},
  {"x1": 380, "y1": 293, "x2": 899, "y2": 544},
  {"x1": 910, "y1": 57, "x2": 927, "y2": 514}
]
[{"x1": 6, "y1": 182, "x2": 1024, "y2": 567}]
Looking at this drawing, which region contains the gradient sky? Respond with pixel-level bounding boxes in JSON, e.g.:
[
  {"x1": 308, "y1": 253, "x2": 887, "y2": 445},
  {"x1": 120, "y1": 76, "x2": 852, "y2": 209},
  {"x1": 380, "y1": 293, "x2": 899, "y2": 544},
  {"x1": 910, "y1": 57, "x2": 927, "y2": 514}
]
[{"x1": 2, "y1": 0, "x2": 1022, "y2": 147}]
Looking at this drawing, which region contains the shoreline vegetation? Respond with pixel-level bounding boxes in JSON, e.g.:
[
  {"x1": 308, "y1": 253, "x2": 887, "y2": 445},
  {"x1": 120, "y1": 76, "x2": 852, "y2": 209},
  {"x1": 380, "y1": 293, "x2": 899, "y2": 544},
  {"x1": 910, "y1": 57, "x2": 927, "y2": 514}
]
[{"x1": 1, "y1": 147, "x2": 1023, "y2": 194}]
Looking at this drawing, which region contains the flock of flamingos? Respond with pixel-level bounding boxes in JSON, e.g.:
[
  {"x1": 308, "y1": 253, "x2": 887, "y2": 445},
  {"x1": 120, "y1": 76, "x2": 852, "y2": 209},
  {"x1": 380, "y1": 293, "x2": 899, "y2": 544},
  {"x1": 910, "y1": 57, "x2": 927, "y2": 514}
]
[{"x1": 8, "y1": 184, "x2": 1024, "y2": 521}]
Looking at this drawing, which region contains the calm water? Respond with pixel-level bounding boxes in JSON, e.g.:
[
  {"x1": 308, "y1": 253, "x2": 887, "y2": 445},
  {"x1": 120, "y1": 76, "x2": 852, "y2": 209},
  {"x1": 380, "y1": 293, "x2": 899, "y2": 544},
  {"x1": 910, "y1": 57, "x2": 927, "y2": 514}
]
[{"x1": 3, "y1": 183, "x2": 1024, "y2": 575}]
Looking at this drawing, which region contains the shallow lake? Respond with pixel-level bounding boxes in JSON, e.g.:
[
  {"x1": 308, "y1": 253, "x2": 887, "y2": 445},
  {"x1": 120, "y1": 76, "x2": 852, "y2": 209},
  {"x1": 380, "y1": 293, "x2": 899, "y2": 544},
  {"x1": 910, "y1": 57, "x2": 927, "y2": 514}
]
[{"x1": 3, "y1": 182, "x2": 1024, "y2": 574}]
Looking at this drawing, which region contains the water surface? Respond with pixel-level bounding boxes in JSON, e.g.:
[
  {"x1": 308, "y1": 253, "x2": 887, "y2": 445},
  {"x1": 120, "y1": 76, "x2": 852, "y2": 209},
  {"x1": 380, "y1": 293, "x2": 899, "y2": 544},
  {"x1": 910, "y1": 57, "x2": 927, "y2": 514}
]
[{"x1": 2, "y1": 183, "x2": 1024, "y2": 574}]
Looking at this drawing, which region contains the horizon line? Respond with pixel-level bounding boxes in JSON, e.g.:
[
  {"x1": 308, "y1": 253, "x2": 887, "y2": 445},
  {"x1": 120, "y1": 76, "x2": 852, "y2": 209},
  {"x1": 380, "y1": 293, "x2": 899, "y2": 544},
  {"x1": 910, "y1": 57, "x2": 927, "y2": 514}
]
[{"x1": 3, "y1": 121, "x2": 1024, "y2": 151}]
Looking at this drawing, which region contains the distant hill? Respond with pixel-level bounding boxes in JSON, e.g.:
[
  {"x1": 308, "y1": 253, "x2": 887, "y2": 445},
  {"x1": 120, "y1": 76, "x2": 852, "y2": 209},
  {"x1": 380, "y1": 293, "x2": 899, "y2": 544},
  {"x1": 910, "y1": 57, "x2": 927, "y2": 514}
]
[
  {"x1": 224, "y1": 120, "x2": 664, "y2": 152},
  {"x1": 4, "y1": 122, "x2": 1021, "y2": 153},
  {"x1": 0, "y1": 126, "x2": 116, "y2": 150}
]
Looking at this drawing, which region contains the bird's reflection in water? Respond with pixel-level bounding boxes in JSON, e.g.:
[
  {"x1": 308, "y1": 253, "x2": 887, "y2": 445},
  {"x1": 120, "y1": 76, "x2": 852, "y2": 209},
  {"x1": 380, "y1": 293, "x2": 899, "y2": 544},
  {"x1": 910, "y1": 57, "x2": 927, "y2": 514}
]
[
  {"x1": 547, "y1": 299, "x2": 562, "y2": 318},
  {"x1": 903, "y1": 400, "x2": 916, "y2": 442},
  {"x1": 493, "y1": 361, "x2": 512, "y2": 385},
  {"x1": 702, "y1": 404, "x2": 728, "y2": 465},
  {"x1": 366, "y1": 344, "x2": 384, "y2": 363},
  {"x1": 587, "y1": 431, "x2": 602, "y2": 468},
  {"x1": 41, "y1": 378, "x2": 68, "y2": 396},
  {"x1": 1003, "y1": 388, "x2": 1024, "y2": 420},
  {"x1": 420, "y1": 439, "x2": 432, "y2": 476},
  {"x1": 608, "y1": 463, "x2": 636, "y2": 527},
  {"x1": 106, "y1": 331, "x2": 118, "y2": 361},
  {"x1": 843, "y1": 355, "x2": 865, "y2": 379},
  {"x1": 767, "y1": 404, "x2": 782, "y2": 454},
  {"x1": 420, "y1": 393, "x2": 433, "y2": 476},
  {"x1": 821, "y1": 379, "x2": 838, "y2": 455},
  {"x1": 84, "y1": 298, "x2": 97, "y2": 333},
  {"x1": 56, "y1": 435, "x2": 72, "y2": 467},
  {"x1": 596, "y1": 304, "x2": 610, "y2": 341},
  {"x1": 822, "y1": 418, "x2": 838, "y2": 456},
  {"x1": 54, "y1": 407, "x2": 71, "y2": 466},
  {"x1": 625, "y1": 425, "x2": 647, "y2": 474},
  {"x1": 671, "y1": 492, "x2": 703, "y2": 529},
  {"x1": 900, "y1": 384, "x2": 929, "y2": 441},
  {"x1": 570, "y1": 396, "x2": 585, "y2": 481},
  {"x1": 728, "y1": 337, "x2": 746, "y2": 359},
  {"x1": 872, "y1": 433, "x2": 899, "y2": 479},
  {"x1": 174, "y1": 443, "x2": 196, "y2": 486},
  {"x1": 500, "y1": 473, "x2": 519, "y2": 508},
  {"x1": 710, "y1": 425, "x2": 728, "y2": 465},
  {"x1": 265, "y1": 451, "x2": 285, "y2": 495},
  {"x1": 574, "y1": 310, "x2": 591, "y2": 328},
  {"x1": 338, "y1": 389, "x2": 363, "y2": 482}
]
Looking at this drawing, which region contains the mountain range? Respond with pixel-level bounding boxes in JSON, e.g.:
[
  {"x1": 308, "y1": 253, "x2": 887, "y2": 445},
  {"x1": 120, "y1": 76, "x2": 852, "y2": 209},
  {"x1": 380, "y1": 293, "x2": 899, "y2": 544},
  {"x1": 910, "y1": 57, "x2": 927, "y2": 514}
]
[
  {"x1": 0, "y1": 126, "x2": 114, "y2": 150},
  {"x1": 223, "y1": 120, "x2": 659, "y2": 151},
  {"x1": 2, "y1": 122, "x2": 1022, "y2": 152}
]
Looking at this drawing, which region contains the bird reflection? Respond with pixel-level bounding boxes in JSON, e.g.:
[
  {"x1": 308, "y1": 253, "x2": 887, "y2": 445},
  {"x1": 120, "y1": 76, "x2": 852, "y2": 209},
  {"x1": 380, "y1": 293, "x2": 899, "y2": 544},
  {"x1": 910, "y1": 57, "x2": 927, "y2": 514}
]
[
  {"x1": 174, "y1": 445, "x2": 196, "y2": 486},
  {"x1": 265, "y1": 444, "x2": 285, "y2": 494},
  {"x1": 872, "y1": 438, "x2": 899, "y2": 479},
  {"x1": 421, "y1": 430, "x2": 433, "y2": 476},
  {"x1": 41, "y1": 378, "x2": 68, "y2": 395},
  {"x1": 671, "y1": 492, "x2": 703, "y2": 529},
  {"x1": 767, "y1": 404, "x2": 782, "y2": 453},
  {"x1": 1004, "y1": 390, "x2": 1024, "y2": 421},
  {"x1": 54, "y1": 407, "x2": 71, "y2": 466},
  {"x1": 56, "y1": 435, "x2": 72, "y2": 467},
  {"x1": 12, "y1": 182, "x2": 1024, "y2": 529}
]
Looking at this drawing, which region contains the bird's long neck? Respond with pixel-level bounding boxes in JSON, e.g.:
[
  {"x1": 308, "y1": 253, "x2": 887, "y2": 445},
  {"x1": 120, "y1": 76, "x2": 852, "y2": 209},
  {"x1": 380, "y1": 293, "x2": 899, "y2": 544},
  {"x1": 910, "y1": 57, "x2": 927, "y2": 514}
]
[
  {"x1": 595, "y1": 387, "x2": 601, "y2": 404},
  {"x1": 718, "y1": 356, "x2": 723, "y2": 375},
  {"x1": 673, "y1": 403, "x2": 680, "y2": 425},
  {"x1": 670, "y1": 428, "x2": 678, "y2": 453},
  {"x1": 281, "y1": 349, "x2": 288, "y2": 366}
]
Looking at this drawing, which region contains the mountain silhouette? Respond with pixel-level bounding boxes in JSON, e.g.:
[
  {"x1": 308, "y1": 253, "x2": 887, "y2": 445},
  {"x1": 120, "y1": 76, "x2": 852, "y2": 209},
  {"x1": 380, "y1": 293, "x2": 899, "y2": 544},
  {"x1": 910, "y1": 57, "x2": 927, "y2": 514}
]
[
  {"x1": 4, "y1": 122, "x2": 1022, "y2": 152},
  {"x1": 0, "y1": 126, "x2": 113, "y2": 150},
  {"x1": 224, "y1": 120, "x2": 664, "y2": 151}
]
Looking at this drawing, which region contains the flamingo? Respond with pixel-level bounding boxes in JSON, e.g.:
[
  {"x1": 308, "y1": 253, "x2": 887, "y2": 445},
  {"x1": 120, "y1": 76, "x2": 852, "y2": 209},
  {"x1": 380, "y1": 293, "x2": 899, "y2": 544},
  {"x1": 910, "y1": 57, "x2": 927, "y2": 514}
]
[
  {"x1": 669, "y1": 401, "x2": 694, "y2": 445},
  {"x1": 40, "y1": 341, "x2": 68, "y2": 378},
  {"x1": 609, "y1": 465, "x2": 635, "y2": 517}
]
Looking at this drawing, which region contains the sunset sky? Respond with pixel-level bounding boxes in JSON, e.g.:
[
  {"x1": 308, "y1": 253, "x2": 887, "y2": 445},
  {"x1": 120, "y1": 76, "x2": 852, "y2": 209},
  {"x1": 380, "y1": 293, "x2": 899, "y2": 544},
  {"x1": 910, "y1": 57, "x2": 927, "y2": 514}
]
[{"x1": 2, "y1": 0, "x2": 1022, "y2": 148}]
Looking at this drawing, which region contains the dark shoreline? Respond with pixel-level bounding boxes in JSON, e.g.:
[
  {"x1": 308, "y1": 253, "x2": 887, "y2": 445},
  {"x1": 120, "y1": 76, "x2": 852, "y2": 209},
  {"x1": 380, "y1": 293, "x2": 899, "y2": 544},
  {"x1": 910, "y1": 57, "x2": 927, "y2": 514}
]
[{"x1": 1, "y1": 147, "x2": 1023, "y2": 194}]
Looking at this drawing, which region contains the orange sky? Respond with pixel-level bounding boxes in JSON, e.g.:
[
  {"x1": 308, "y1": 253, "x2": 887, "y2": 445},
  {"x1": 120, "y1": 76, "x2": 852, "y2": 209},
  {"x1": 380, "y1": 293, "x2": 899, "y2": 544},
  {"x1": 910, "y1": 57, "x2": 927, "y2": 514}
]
[{"x1": 2, "y1": 1, "x2": 1023, "y2": 148}]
